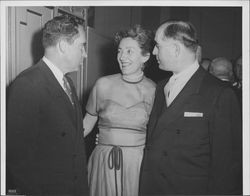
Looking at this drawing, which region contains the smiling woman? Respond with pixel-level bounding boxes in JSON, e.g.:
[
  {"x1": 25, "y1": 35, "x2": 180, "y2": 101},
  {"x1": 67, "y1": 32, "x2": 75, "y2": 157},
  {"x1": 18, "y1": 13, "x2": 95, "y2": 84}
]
[
  {"x1": 117, "y1": 37, "x2": 149, "y2": 81},
  {"x1": 83, "y1": 25, "x2": 155, "y2": 196}
]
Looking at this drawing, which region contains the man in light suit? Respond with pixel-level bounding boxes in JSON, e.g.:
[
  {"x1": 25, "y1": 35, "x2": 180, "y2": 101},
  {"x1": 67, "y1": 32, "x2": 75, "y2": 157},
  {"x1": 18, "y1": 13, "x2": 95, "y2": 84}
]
[
  {"x1": 7, "y1": 15, "x2": 89, "y2": 195},
  {"x1": 139, "y1": 20, "x2": 242, "y2": 195}
]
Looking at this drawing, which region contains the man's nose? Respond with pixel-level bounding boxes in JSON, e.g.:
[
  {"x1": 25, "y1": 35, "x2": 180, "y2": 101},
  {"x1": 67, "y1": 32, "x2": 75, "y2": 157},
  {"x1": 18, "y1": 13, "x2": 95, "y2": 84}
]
[
  {"x1": 152, "y1": 46, "x2": 157, "y2": 55},
  {"x1": 82, "y1": 49, "x2": 87, "y2": 58}
]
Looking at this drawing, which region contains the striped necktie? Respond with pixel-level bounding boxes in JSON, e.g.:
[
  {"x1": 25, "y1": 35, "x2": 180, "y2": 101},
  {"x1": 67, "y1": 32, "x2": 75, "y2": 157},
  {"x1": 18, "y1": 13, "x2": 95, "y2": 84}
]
[{"x1": 63, "y1": 76, "x2": 74, "y2": 105}]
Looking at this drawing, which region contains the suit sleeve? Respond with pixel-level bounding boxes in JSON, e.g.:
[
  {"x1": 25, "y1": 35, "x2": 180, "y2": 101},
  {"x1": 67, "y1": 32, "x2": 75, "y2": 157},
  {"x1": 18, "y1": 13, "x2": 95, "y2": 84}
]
[
  {"x1": 208, "y1": 87, "x2": 242, "y2": 194},
  {"x1": 7, "y1": 77, "x2": 41, "y2": 193}
]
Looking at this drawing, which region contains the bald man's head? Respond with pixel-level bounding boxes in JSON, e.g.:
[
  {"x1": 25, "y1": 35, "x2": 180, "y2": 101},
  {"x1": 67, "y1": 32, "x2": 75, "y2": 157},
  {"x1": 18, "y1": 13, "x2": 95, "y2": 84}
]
[{"x1": 209, "y1": 57, "x2": 233, "y2": 81}]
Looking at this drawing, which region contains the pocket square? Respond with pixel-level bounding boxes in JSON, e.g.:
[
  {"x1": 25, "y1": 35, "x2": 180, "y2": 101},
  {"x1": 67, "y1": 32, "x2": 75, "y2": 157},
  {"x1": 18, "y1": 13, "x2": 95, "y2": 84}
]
[{"x1": 184, "y1": 112, "x2": 203, "y2": 117}]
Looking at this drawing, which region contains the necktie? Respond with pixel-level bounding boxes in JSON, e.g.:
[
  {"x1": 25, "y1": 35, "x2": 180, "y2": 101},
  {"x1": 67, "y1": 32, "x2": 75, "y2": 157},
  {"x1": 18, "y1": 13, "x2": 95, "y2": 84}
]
[
  {"x1": 164, "y1": 76, "x2": 177, "y2": 106},
  {"x1": 63, "y1": 76, "x2": 74, "y2": 105}
]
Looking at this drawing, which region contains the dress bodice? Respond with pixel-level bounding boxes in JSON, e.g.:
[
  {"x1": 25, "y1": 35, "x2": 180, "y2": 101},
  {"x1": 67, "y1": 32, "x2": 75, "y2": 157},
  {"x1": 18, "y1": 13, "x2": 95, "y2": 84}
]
[
  {"x1": 86, "y1": 74, "x2": 156, "y2": 132},
  {"x1": 98, "y1": 99, "x2": 150, "y2": 132}
]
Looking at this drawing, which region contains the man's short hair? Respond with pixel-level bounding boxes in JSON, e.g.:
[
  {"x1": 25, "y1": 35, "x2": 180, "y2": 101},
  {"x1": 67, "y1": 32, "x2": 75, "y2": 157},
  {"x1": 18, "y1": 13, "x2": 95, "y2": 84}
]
[
  {"x1": 42, "y1": 15, "x2": 83, "y2": 48},
  {"x1": 160, "y1": 20, "x2": 199, "y2": 53}
]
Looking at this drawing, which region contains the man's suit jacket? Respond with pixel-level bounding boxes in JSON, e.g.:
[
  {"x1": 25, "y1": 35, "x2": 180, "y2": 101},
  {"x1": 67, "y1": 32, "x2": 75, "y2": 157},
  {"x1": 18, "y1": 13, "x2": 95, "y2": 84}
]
[
  {"x1": 7, "y1": 60, "x2": 89, "y2": 195},
  {"x1": 139, "y1": 66, "x2": 242, "y2": 195}
]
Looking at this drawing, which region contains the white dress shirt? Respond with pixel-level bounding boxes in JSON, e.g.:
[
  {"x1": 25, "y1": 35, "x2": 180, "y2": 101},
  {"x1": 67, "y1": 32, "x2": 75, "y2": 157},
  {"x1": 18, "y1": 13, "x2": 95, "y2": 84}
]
[{"x1": 164, "y1": 61, "x2": 199, "y2": 106}]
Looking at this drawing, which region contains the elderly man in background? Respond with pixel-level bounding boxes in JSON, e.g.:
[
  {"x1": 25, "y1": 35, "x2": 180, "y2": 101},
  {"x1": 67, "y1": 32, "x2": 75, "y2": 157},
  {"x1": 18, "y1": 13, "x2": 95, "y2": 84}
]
[
  {"x1": 209, "y1": 57, "x2": 242, "y2": 107},
  {"x1": 209, "y1": 57, "x2": 234, "y2": 83}
]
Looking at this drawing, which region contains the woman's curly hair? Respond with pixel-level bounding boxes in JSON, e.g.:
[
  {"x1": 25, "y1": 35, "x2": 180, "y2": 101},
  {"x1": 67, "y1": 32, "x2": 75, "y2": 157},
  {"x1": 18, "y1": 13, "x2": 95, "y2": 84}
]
[{"x1": 114, "y1": 25, "x2": 154, "y2": 56}]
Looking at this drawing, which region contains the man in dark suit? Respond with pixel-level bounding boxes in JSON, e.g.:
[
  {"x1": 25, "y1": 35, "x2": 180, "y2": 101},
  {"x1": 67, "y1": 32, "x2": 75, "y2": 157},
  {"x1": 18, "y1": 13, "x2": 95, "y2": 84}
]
[
  {"x1": 139, "y1": 20, "x2": 242, "y2": 195},
  {"x1": 7, "y1": 15, "x2": 89, "y2": 195}
]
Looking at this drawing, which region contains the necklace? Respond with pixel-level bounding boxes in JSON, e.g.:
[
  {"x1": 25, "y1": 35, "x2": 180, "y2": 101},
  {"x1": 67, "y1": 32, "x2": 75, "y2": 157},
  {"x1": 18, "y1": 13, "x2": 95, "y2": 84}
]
[{"x1": 122, "y1": 72, "x2": 144, "y2": 84}]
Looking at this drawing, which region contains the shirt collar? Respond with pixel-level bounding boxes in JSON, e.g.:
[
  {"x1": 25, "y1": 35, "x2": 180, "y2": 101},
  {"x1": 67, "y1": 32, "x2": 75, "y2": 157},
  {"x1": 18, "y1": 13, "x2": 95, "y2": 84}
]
[
  {"x1": 42, "y1": 56, "x2": 64, "y2": 88},
  {"x1": 171, "y1": 60, "x2": 199, "y2": 82}
]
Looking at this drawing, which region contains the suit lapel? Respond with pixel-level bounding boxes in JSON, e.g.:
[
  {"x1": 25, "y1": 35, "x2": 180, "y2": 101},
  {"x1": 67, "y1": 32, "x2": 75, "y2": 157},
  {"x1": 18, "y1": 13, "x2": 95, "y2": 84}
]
[
  {"x1": 150, "y1": 67, "x2": 206, "y2": 139},
  {"x1": 37, "y1": 60, "x2": 84, "y2": 154},
  {"x1": 66, "y1": 75, "x2": 82, "y2": 129},
  {"x1": 147, "y1": 79, "x2": 169, "y2": 140},
  {"x1": 38, "y1": 60, "x2": 77, "y2": 122},
  {"x1": 66, "y1": 76, "x2": 84, "y2": 152}
]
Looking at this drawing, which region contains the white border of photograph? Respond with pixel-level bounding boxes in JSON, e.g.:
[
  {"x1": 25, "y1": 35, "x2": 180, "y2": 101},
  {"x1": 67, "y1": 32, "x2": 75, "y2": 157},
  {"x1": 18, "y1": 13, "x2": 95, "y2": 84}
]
[{"x1": 1, "y1": 0, "x2": 249, "y2": 195}]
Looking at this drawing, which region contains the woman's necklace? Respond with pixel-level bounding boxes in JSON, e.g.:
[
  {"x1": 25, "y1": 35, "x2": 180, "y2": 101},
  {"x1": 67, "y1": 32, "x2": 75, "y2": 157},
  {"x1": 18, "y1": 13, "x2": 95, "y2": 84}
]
[{"x1": 122, "y1": 72, "x2": 144, "y2": 84}]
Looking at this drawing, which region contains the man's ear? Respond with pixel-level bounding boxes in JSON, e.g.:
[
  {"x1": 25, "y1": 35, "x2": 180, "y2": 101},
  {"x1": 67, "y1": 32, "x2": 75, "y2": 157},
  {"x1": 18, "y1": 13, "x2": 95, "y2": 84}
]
[
  {"x1": 142, "y1": 52, "x2": 150, "y2": 63},
  {"x1": 58, "y1": 39, "x2": 68, "y2": 54},
  {"x1": 174, "y1": 42, "x2": 181, "y2": 57}
]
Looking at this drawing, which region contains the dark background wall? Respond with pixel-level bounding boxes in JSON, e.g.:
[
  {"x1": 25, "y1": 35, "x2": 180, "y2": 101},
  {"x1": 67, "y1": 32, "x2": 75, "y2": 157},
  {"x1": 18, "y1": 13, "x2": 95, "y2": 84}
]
[
  {"x1": 89, "y1": 6, "x2": 241, "y2": 86},
  {"x1": 93, "y1": 6, "x2": 242, "y2": 61},
  {"x1": 189, "y1": 7, "x2": 242, "y2": 60}
]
